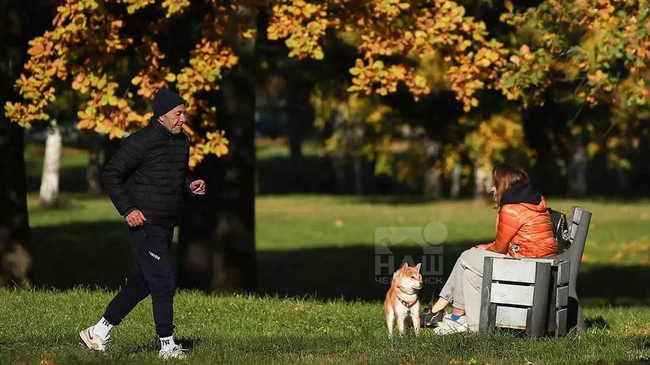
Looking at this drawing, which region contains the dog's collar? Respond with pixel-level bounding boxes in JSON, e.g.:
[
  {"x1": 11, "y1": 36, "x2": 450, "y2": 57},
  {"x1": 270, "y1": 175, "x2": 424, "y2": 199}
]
[{"x1": 398, "y1": 296, "x2": 418, "y2": 309}]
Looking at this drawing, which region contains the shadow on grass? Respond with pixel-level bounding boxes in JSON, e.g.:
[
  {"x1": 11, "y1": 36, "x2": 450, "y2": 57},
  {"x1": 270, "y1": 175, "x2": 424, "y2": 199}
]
[
  {"x1": 31, "y1": 221, "x2": 134, "y2": 289},
  {"x1": 256, "y1": 244, "x2": 465, "y2": 304},
  {"x1": 585, "y1": 316, "x2": 609, "y2": 330},
  {"x1": 175, "y1": 336, "x2": 203, "y2": 351},
  {"x1": 31, "y1": 221, "x2": 650, "y2": 307},
  {"x1": 122, "y1": 336, "x2": 204, "y2": 355},
  {"x1": 257, "y1": 247, "x2": 650, "y2": 306}
]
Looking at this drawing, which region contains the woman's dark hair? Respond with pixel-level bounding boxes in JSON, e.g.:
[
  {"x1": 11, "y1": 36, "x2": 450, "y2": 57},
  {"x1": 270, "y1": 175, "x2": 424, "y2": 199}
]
[{"x1": 492, "y1": 163, "x2": 529, "y2": 204}]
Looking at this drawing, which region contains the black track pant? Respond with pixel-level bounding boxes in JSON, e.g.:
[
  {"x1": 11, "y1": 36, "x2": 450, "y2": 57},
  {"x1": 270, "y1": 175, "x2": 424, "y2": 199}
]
[{"x1": 103, "y1": 224, "x2": 176, "y2": 338}]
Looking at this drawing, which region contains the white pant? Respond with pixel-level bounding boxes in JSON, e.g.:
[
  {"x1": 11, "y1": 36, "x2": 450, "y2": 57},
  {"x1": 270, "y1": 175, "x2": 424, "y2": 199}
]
[{"x1": 438, "y1": 249, "x2": 508, "y2": 331}]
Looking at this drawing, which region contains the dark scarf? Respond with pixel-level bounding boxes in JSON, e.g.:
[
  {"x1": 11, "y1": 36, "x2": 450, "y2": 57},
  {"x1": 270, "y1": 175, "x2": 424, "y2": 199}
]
[{"x1": 499, "y1": 181, "x2": 542, "y2": 206}]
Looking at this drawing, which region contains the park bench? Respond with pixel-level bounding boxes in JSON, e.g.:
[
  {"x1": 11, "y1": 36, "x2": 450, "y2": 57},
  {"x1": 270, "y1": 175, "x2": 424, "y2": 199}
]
[{"x1": 478, "y1": 206, "x2": 592, "y2": 337}]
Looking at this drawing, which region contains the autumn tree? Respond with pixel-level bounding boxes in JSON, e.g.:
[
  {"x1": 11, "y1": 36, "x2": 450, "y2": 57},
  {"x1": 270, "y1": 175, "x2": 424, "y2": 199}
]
[
  {"x1": 6, "y1": 0, "x2": 512, "y2": 289},
  {"x1": 4, "y1": 0, "x2": 252, "y2": 292},
  {"x1": 5, "y1": 0, "x2": 512, "y2": 187},
  {"x1": 499, "y1": 0, "x2": 650, "y2": 196},
  {"x1": 9, "y1": 0, "x2": 650, "y2": 289},
  {"x1": 304, "y1": 0, "x2": 650, "y2": 198},
  {"x1": 269, "y1": 0, "x2": 512, "y2": 197},
  {"x1": 280, "y1": 0, "x2": 650, "y2": 198}
]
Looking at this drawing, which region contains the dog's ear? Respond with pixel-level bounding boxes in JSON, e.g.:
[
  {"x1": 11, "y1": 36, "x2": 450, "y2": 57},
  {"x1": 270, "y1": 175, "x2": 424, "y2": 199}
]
[
  {"x1": 401, "y1": 261, "x2": 409, "y2": 271},
  {"x1": 415, "y1": 263, "x2": 421, "y2": 272}
]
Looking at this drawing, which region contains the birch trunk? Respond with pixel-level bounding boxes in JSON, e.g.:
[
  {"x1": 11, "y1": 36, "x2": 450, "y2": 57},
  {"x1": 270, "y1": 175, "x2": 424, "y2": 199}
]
[
  {"x1": 567, "y1": 141, "x2": 588, "y2": 198},
  {"x1": 86, "y1": 132, "x2": 102, "y2": 195},
  {"x1": 423, "y1": 138, "x2": 442, "y2": 199},
  {"x1": 39, "y1": 120, "x2": 62, "y2": 208},
  {"x1": 474, "y1": 165, "x2": 491, "y2": 200},
  {"x1": 450, "y1": 162, "x2": 462, "y2": 198}
]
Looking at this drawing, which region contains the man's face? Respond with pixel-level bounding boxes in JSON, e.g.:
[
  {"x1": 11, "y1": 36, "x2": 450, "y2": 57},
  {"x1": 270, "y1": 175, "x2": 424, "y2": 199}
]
[{"x1": 158, "y1": 104, "x2": 186, "y2": 134}]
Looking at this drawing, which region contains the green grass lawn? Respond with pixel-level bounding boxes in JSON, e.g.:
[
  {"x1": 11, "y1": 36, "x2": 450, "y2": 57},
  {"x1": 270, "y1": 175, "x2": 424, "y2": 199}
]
[{"x1": 1, "y1": 142, "x2": 648, "y2": 364}]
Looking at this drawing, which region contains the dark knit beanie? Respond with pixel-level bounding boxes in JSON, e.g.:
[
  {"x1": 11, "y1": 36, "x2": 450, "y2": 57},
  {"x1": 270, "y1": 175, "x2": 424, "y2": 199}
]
[{"x1": 152, "y1": 89, "x2": 185, "y2": 118}]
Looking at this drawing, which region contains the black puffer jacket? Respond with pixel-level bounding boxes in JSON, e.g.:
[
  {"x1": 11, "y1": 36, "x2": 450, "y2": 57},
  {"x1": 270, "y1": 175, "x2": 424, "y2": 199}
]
[{"x1": 103, "y1": 118, "x2": 191, "y2": 228}]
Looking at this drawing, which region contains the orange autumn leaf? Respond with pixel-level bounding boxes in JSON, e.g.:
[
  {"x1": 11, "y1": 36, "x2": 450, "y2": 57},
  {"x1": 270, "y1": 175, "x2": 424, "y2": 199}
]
[{"x1": 4, "y1": 0, "x2": 243, "y2": 168}]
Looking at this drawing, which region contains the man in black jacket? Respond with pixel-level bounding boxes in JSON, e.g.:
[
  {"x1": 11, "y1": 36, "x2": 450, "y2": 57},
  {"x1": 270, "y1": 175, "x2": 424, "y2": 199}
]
[{"x1": 79, "y1": 89, "x2": 205, "y2": 360}]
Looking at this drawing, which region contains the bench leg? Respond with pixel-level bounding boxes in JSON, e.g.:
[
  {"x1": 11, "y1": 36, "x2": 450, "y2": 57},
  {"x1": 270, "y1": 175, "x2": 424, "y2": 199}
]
[
  {"x1": 528, "y1": 262, "x2": 551, "y2": 337},
  {"x1": 479, "y1": 257, "x2": 495, "y2": 334}
]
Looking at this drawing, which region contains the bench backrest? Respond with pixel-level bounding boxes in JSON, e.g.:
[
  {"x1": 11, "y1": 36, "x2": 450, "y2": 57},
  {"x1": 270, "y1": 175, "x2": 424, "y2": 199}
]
[
  {"x1": 562, "y1": 205, "x2": 592, "y2": 333},
  {"x1": 566, "y1": 206, "x2": 592, "y2": 280}
]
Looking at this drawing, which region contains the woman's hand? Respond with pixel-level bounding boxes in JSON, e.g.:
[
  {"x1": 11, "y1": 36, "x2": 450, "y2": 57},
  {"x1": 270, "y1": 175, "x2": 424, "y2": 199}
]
[{"x1": 471, "y1": 244, "x2": 488, "y2": 250}]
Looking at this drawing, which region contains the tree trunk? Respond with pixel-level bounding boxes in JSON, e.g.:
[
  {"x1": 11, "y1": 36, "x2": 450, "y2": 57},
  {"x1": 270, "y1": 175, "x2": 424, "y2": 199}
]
[
  {"x1": 286, "y1": 108, "x2": 304, "y2": 162},
  {"x1": 288, "y1": 132, "x2": 303, "y2": 161},
  {"x1": 86, "y1": 131, "x2": 103, "y2": 195},
  {"x1": 0, "y1": 120, "x2": 32, "y2": 288},
  {"x1": 353, "y1": 153, "x2": 363, "y2": 195},
  {"x1": 177, "y1": 68, "x2": 257, "y2": 294},
  {"x1": 423, "y1": 138, "x2": 442, "y2": 199},
  {"x1": 474, "y1": 165, "x2": 491, "y2": 200},
  {"x1": 616, "y1": 168, "x2": 630, "y2": 196},
  {"x1": 335, "y1": 153, "x2": 347, "y2": 194},
  {"x1": 101, "y1": 135, "x2": 121, "y2": 191},
  {"x1": 39, "y1": 119, "x2": 62, "y2": 208},
  {"x1": 450, "y1": 162, "x2": 462, "y2": 198},
  {"x1": 567, "y1": 140, "x2": 588, "y2": 198},
  {"x1": 103, "y1": 135, "x2": 121, "y2": 168},
  {"x1": 175, "y1": 4, "x2": 261, "y2": 294}
]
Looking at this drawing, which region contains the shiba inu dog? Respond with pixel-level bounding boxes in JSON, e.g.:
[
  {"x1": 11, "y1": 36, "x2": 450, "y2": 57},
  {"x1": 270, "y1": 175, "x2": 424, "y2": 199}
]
[{"x1": 384, "y1": 262, "x2": 423, "y2": 337}]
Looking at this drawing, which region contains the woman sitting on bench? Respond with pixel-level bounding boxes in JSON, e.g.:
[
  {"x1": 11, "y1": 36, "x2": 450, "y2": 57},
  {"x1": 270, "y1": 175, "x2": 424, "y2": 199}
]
[{"x1": 422, "y1": 163, "x2": 557, "y2": 334}]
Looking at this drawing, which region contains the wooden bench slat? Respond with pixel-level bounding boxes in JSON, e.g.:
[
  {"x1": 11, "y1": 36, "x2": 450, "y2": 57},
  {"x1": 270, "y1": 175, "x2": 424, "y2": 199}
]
[
  {"x1": 556, "y1": 286, "x2": 569, "y2": 308},
  {"x1": 557, "y1": 261, "x2": 570, "y2": 285},
  {"x1": 495, "y1": 306, "x2": 528, "y2": 329},
  {"x1": 556, "y1": 308, "x2": 568, "y2": 336},
  {"x1": 490, "y1": 283, "x2": 535, "y2": 306},
  {"x1": 492, "y1": 259, "x2": 537, "y2": 283}
]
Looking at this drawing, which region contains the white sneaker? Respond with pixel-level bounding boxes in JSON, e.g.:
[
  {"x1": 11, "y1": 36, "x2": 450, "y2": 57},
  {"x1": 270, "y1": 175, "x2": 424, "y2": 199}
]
[
  {"x1": 79, "y1": 326, "x2": 110, "y2": 352},
  {"x1": 433, "y1": 314, "x2": 470, "y2": 335},
  {"x1": 159, "y1": 344, "x2": 187, "y2": 360}
]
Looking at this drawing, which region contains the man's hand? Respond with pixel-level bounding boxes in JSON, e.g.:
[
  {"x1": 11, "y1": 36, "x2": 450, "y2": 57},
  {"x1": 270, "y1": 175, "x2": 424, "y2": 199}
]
[
  {"x1": 125, "y1": 209, "x2": 147, "y2": 227},
  {"x1": 189, "y1": 179, "x2": 206, "y2": 195},
  {"x1": 470, "y1": 244, "x2": 488, "y2": 250}
]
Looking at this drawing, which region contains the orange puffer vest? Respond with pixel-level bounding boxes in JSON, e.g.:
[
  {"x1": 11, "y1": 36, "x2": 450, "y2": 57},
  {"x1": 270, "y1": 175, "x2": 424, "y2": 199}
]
[{"x1": 484, "y1": 185, "x2": 557, "y2": 258}]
